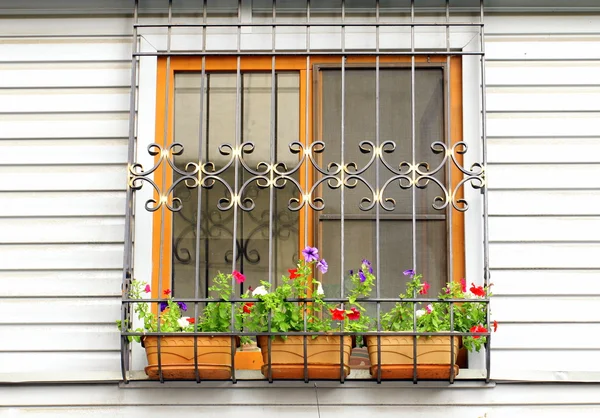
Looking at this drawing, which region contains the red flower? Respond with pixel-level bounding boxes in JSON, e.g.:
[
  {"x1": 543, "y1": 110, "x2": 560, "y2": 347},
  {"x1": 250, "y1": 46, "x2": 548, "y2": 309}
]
[
  {"x1": 347, "y1": 307, "x2": 360, "y2": 321},
  {"x1": 493, "y1": 320, "x2": 498, "y2": 332},
  {"x1": 470, "y1": 325, "x2": 488, "y2": 339},
  {"x1": 243, "y1": 302, "x2": 254, "y2": 314},
  {"x1": 163, "y1": 289, "x2": 171, "y2": 296},
  {"x1": 470, "y1": 283, "x2": 486, "y2": 297},
  {"x1": 460, "y1": 278, "x2": 466, "y2": 293},
  {"x1": 186, "y1": 317, "x2": 195, "y2": 324},
  {"x1": 419, "y1": 282, "x2": 430, "y2": 295},
  {"x1": 288, "y1": 268, "x2": 300, "y2": 280},
  {"x1": 330, "y1": 308, "x2": 345, "y2": 321},
  {"x1": 232, "y1": 270, "x2": 246, "y2": 284}
]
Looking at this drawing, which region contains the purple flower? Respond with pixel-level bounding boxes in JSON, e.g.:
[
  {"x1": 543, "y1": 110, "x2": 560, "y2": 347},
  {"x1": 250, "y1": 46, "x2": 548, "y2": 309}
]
[
  {"x1": 302, "y1": 246, "x2": 319, "y2": 263},
  {"x1": 316, "y1": 259, "x2": 328, "y2": 274},
  {"x1": 362, "y1": 259, "x2": 371, "y2": 267},
  {"x1": 403, "y1": 269, "x2": 415, "y2": 277},
  {"x1": 177, "y1": 302, "x2": 187, "y2": 311},
  {"x1": 359, "y1": 270, "x2": 367, "y2": 283},
  {"x1": 159, "y1": 301, "x2": 168, "y2": 312},
  {"x1": 349, "y1": 269, "x2": 354, "y2": 275}
]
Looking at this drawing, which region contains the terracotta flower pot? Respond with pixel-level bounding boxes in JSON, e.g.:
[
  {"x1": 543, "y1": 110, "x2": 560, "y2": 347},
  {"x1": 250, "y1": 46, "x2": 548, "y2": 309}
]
[
  {"x1": 143, "y1": 335, "x2": 237, "y2": 380},
  {"x1": 365, "y1": 335, "x2": 460, "y2": 380},
  {"x1": 257, "y1": 335, "x2": 352, "y2": 379}
]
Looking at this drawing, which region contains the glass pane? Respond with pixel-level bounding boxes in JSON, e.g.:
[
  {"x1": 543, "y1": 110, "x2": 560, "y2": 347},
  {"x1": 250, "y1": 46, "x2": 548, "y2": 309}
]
[
  {"x1": 172, "y1": 72, "x2": 300, "y2": 298},
  {"x1": 317, "y1": 67, "x2": 447, "y2": 295}
]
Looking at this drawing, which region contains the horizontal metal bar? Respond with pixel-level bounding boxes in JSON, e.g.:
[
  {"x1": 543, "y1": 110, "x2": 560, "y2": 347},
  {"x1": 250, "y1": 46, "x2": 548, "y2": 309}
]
[
  {"x1": 134, "y1": 22, "x2": 484, "y2": 28},
  {"x1": 122, "y1": 330, "x2": 489, "y2": 337},
  {"x1": 124, "y1": 297, "x2": 489, "y2": 303},
  {"x1": 318, "y1": 214, "x2": 446, "y2": 220},
  {"x1": 134, "y1": 50, "x2": 484, "y2": 57}
]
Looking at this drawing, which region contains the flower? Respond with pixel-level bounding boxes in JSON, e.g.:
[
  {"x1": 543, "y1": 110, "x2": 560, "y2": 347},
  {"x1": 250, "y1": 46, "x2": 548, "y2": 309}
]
[
  {"x1": 362, "y1": 259, "x2": 373, "y2": 274},
  {"x1": 252, "y1": 285, "x2": 268, "y2": 297},
  {"x1": 302, "y1": 246, "x2": 319, "y2": 263},
  {"x1": 177, "y1": 317, "x2": 191, "y2": 328},
  {"x1": 419, "y1": 281, "x2": 430, "y2": 295},
  {"x1": 159, "y1": 301, "x2": 168, "y2": 312},
  {"x1": 163, "y1": 289, "x2": 171, "y2": 296},
  {"x1": 186, "y1": 317, "x2": 195, "y2": 324},
  {"x1": 470, "y1": 283, "x2": 486, "y2": 297},
  {"x1": 426, "y1": 304, "x2": 433, "y2": 314},
  {"x1": 288, "y1": 268, "x2": 299, "y2": 279},
  {"x1": 316, "y1": 282, "x2": 324, "y2": 296},
  {"x1": 144, "y1": 284, "x2": 151, "y2": 293},
  {"x1": 243, "y1": 302, "x2": 254, "y2": 314},
  {"x1": 232, "y1": 270, "x2": 245, "y2": 284},
  {"x1": 349, "y1": 269, "x2": 353, "y2": 275},
  {"x1": 460, "y1": 278, "x2": 467, "y2": 293},
  {"x1": 403, "y1": 269, "x2": 415, "y2": 277},
  {"x1": 316, "y1": 259, "x2": 328, "y2": 274},
  {"x1": 416, "y1": 309, "x2": 426, "y2": 318},
  {"x1": 493, "y1": 320, "x2": 498, "y2": 332},
  {"x1": 358, "y1": 270, "x2": 367, "y2": 283},
  {"x1": 330, "y1": 307, "x2": 345, "y2": 321},
  {"x1": 470, "y1": 325, "x2": 488, "y2": 338},
  {"x1": 177, "y1": 302, "x2": 187, "y2": 311},
  {"x1": 347, "y1": 307, "x2": 360, "y2": 321}
]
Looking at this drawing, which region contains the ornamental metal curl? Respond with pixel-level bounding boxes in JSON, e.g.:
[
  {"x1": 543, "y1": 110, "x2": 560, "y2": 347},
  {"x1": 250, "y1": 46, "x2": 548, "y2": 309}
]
[{"x1": 128, "y1": 139, "x2": 485, "y2": 214}]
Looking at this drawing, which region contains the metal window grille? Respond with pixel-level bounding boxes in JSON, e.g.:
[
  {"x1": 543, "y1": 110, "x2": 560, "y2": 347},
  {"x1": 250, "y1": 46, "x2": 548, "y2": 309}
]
[{"x1": 121, "y1": 0, "x2": 489, "y2": 384}]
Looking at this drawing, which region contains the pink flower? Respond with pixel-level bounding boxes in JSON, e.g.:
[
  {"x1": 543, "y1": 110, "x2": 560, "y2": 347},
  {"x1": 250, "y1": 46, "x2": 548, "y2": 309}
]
[
  {"x1": 460, "y1": 278, "x2": 466, "y2": 293},
  {"x1": 232, "y1": 270, "x2": 245, "y2": 284},
  {"x1": 419, "y1": 282, "x2": 430, "y2": 295},
  {"x1": 144, "y1": 284, "x2": 151, "y2": 293},
  {"x1": 426, "y1": 304, "x2": 433, "y2": 314}
]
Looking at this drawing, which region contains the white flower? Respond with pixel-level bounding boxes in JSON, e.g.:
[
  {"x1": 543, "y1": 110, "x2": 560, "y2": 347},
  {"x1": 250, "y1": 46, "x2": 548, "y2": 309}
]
[
  {"x1": 416, "y1": 309, "x2": 426, "y2": 318},
  {"x1": 252, "y1": 285, "x2": 268, "y2": 297},
  {"x1": 316, "y1": 282, "x2": 325, "y2": 296},
  {"x1": 177, "y1": 317, "x2": 191, "y2": 329}
]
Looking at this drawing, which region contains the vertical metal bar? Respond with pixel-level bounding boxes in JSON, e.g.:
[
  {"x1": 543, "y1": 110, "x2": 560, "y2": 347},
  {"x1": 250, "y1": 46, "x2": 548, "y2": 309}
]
[
  {"x1": 121, "y1": 0, "x2": 139, "y2": 384},
  {"x1": 156, "y1": 0, "x2": 173, "y2": 384},
  {"x1": 479, "y1": 0, "x2": 492, "y2": 383},
  {"x1": 230, "y1": 0, "x2": 243, "y2": 384},
  {"x1": 339, "y1": 0, "x2": 346, "y2": 384},
  {"x1": 445, "y1": 0, "x2": 456, "y2": 385},
  {"x1": 192, "y1": 0, "x2": 208, "y2": 384},
  {"x1": 410, "y1": 0, "x2": 418, "y2": 385},
  {"x1": 374, "y1": 0, "x2": 382, "y2": 385},
  {"x1": 303, "y1": 0, "x2": 311, "y2": 384},
  {"x1": 450, "y1": 302, "x2": 455, "y2": 383}
]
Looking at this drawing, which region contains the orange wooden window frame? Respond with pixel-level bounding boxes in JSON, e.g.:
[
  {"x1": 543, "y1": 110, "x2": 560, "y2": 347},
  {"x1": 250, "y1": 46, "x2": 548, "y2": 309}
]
[{"x1": 151, "y1": 55, "x2": 464, "y2": 302}]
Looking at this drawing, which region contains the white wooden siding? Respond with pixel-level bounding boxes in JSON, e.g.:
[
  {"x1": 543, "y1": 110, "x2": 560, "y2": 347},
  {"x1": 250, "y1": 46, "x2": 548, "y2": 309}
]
[
  {"x1": 0, "y1": 25, "x2": 129, "y2": 377},
  {"x1": 485, "y1": 27, "x2": 600, "y2": 375}
]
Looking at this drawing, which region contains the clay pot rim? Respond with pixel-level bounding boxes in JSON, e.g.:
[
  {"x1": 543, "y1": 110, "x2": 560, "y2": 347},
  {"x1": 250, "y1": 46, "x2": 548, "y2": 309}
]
[{"x1": 142, "y1": 335, "x2": 241, "y2": 348}]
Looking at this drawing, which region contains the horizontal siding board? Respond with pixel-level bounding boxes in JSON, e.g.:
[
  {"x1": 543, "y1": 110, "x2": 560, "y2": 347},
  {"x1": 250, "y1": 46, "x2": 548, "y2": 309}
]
[
  {"x1": 0, "y1": 270, "x2": 121, "y2": 297},
  {"x1": 490, "y1": 243, "x2": 600, "y2": 268},
  {"x1": 487, "y1": 113, "x2": 600, "y2": 137},
  {"x1": 0, "y1": 65, "x2": 131, "y2": 88},
  {"x1": 488, "y1": 138, "x2": 600, "y2": 164},
  {"x1": 489, "y1": 217, "x2": 600, "y2": 242},
  {"x1": 0, "y1": 165, "x2": 127, "y2": 192},
  {"x1": 0, "y1": 113, "x2": 129, "y2": 139},
  {"x1": 488, "y1": 190, "x2": 600, "y2": 216},
  {"x1": 1, "y1": 325, "x2": 119, "y2": 351},
  {"x1": 493, "y1": 296, "x2": 600, "y2": 322},
  {"x1": 487, "y1": 87, "x2": 600, "y2": 112},
  {"x1": 485, "y1": 36, "x2": 600, "y2": 60},
  {"x1": 0, "y1": 244, "x2": 124, "y2": 270},
  {"x1": 0, "y1": 39, "x2": 131, "y2": 62},
  {"x1": 0, "y1": 298, "x2": 119, "y2": 324},
  {"x1": 0, "y1": 217, "x2": 125, "y2": 244},
  {"x1": 491, "y1": 270, "x2": 600, "y2": 296},
  {"x1": 486, "y1": 62, "x2": 600, "y2": 86},
  {"x1": 492, "y1": 350, "x2": 600, "y2": 372},
  {"x1": 0, "y1": 90, "x2": 130, "y2": 113},
  {"x1": 487, "y1": 164, "x2": 600, "y2": 189},
  {"x1": 0, "y1": 139, "x2": 128, "y2": 165},
  {"x1": 0, "y1": 352, "x2": 119, "y2": 373},
  {"x1": 493, "y1": 323, "x2": 600, "y2": 349},
  {"x1": 0, "y1": 192, "x2": 126, "y2": 217}
]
